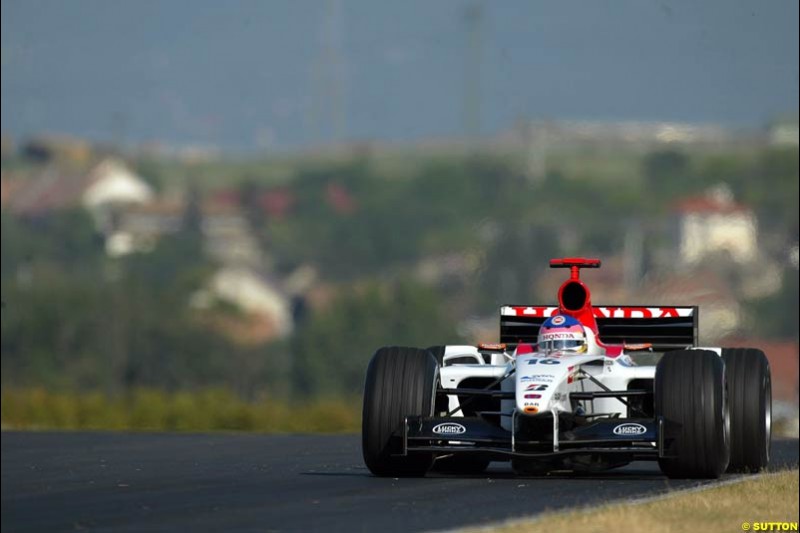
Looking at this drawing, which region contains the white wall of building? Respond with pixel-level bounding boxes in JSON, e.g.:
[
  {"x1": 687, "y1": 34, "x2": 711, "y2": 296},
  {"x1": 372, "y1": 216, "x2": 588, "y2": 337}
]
[
  {"x1": 679, "y1": 211, "x2": 758, "y2": 265},
  {"x1": 82, "y1": 159, "x2": 154, "y2": 208}
]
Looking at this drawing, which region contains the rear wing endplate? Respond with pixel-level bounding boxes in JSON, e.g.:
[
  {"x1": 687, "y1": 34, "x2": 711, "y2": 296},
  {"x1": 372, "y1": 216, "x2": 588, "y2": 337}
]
[{"x1": 500, "y1": 305, "x2": 698, "y2": 352}]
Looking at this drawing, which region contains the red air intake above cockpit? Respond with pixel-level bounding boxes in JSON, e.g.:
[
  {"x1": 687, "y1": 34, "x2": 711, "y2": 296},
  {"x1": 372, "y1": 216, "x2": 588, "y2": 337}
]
[{"x1": 550, "y1": 257, "x2": 601, "y2": 333}]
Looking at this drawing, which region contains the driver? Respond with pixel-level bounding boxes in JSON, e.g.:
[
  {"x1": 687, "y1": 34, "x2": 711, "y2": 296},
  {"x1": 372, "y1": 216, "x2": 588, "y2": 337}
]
[{"x1": 537, "y1": 314, "x2": 588, "y2": 354}]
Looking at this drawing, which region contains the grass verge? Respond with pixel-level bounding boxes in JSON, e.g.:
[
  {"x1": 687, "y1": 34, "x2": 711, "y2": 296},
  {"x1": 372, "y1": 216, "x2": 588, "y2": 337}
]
[
  {"x1": 1, "y1": 388, "x2": 361, "y2": 433},
  {"x1": 475, "y1": 469, "x2": 799, "y2": 533}
]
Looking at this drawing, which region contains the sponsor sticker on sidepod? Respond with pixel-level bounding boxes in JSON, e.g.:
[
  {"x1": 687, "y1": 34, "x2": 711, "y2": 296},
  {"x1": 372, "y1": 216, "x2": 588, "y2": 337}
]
[
  {"x1": 432, "y1": 422, "x2": 467, "y2": 435},
  {"x1": 612, "y1": 423, "x2": 647, "y2": 436}
]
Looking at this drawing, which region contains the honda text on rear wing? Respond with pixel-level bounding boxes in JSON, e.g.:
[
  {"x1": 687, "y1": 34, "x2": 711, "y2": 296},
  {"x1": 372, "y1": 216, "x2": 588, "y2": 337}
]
[{"x1": 500, "y1": 305, "x2": 697, "y2": 351}]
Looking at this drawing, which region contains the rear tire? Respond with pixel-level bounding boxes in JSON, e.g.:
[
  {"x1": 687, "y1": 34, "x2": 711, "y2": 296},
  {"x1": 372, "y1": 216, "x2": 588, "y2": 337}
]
[
  {"x1": 362, "y1": 346, "x2": 438, "y2": 477},
  {"x1": 722, "y1": 348, "x2": 771, "y2": 472},
  {"x1": 655, "y1": 349, "x2": 730, "y2": 479}
]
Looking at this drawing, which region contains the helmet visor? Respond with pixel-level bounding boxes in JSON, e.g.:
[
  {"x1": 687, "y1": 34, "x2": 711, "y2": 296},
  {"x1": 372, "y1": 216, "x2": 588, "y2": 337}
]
[{"x1": 541, "y1": 339, "x2": 586, "y2": 353}]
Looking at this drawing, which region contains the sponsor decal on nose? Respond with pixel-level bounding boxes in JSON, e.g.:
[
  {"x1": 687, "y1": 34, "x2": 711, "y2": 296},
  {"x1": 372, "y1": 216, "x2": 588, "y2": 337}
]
[
  {"x1": 432, "y1": 422, "x2": 467, "y2": 435},
  {"x1": 612, "y1": 423, "x2": 647, "y2": 436}
]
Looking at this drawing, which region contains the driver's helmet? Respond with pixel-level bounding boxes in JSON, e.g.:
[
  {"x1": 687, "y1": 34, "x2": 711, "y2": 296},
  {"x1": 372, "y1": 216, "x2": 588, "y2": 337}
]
[{"x1": 537, "y1": 314, "x2": 588, "y2": 354}]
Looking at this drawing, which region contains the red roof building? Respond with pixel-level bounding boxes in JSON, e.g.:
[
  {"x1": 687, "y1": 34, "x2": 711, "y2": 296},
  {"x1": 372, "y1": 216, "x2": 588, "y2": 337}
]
[{"x1": 671, "y1": 185, "x2": 757, "y2": 265}]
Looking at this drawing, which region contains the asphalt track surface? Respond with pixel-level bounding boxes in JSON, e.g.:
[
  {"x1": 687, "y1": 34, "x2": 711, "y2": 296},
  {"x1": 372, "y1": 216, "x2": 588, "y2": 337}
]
[{"x1": 2, "y1": 432, "x2": 797, "y2": 533}]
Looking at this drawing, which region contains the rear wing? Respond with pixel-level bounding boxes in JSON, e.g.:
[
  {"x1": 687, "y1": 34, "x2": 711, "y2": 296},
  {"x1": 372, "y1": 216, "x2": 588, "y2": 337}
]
[{"x1": 500, "y1": 305, "x2": 698, "y2": 352}]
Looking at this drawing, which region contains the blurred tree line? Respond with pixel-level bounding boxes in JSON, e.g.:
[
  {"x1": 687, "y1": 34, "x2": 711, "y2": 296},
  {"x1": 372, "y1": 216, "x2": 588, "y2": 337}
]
[
  {"x1": 1, "y1": 145, "x2": 797, "y2": 412},
  {"x1": 1, "y1": 212, "x2": 239, "y2": 392},
  {"x1": 643, "y1": 147, "x2": 798, "y2": 235},
  {"x1": 1, "y1": 207, "x2": 462, "y2": 400}
]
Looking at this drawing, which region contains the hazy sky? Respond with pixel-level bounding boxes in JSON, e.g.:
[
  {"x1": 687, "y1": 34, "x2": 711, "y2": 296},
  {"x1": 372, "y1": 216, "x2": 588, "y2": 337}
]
[{"x1": 2, "y1": 0, "x2": 798, "y2": 151}]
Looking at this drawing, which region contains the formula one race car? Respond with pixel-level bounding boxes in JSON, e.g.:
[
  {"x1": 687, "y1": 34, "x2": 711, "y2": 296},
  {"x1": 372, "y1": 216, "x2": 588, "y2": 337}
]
[{"x1": 362, "y1": 258, "x2": 771, "y2": 479}]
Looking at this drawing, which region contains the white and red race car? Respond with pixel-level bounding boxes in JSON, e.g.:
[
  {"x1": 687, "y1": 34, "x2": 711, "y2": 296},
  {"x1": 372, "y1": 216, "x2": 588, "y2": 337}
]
[{"x1": 362, "y1": 258, "x2": 771, "y2": 478}]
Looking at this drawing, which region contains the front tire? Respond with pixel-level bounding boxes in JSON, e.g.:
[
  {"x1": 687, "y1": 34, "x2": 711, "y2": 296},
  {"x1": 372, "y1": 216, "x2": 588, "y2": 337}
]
[
  {"x1": 655, "y1": 349, "x2": 730, "y2": 479},
  {"x1": 362, "y1": 346, "x2": 438, "y2": 476},
  {"x1": 722, "y1": 348, "x2": 771, "y2": 472}
]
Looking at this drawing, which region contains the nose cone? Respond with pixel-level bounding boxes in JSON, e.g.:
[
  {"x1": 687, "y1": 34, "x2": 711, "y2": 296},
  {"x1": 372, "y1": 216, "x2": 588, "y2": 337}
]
[{"x1": 515, "y1": 353, "x2": 568, "y2": 415}]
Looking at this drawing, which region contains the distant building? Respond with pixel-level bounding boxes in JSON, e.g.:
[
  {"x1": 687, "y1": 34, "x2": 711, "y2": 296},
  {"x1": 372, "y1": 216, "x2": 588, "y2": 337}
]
[
  {"x1": 82, "y1": 158, "x2": 154, "y2": 210},
  {"x1": 75, "y1": 158, "x2": 155, "y2": 255},
  {"x1": 509, "y1": 119, "x2": 737, "y2": 151},
  {"x1": 106, "y1": 195, "x2": 264, "y2": 264},
  {"x1": 203, "y1": 203, "x2": 264, "y2": 266},
  {"x1": 672, "y1": 185, "x2": 758, "y2": 266},
  {"x1": 104, "y1": 201, "x2": 184, "y2": 256},
  {"x1": 643, "y1": 271, "x2": 742, "y2": 343},
  {"x1": 1, "y1": 157, "x2": 152, "y2": 219},
  {"x1": 768, "y1": 115, "x2": 799, "y2": 147},
  {"x1": 1, "y1": 166, "x2": 87, "y2": 215},
  {"x1": 208, "y1": 266, "x2": 292, "y2": 339}
]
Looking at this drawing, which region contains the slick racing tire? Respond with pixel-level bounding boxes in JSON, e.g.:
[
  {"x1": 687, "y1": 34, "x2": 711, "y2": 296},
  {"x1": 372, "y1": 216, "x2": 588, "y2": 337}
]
[
  {"x1": 426, "y1": 345, "x2": 446, "y2": 366},
  {"x1": 722, "y1": 348, "x2": 771, "y2": 472},
  {"x1": 655, "y1": 349, "x2": 730, "y2": 479},
  {"x1": 362, "y1": 346, "x2": 438, "y2": 477}
]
